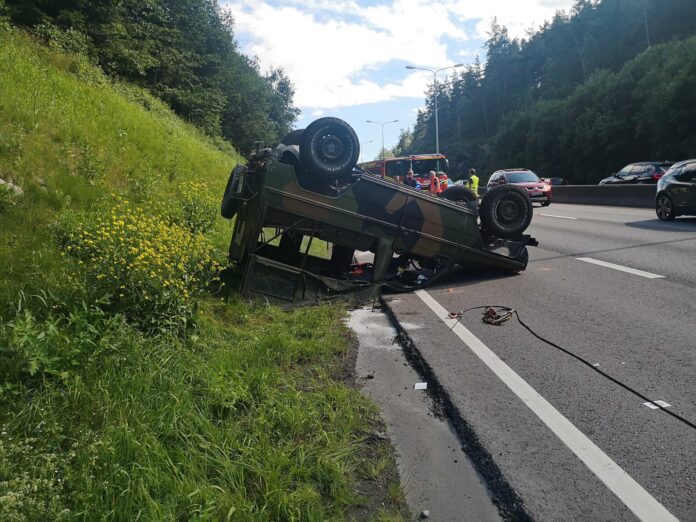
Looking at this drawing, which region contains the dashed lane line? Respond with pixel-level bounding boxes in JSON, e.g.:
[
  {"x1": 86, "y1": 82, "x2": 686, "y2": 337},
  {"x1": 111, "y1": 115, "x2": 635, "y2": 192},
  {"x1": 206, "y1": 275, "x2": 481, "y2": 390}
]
[
  {"x1": 414, "y1": 289, "x2": 679, "y2": 522},
  {"x1": 538, "y1": 213, "x2": 578, "y2": 220},
  {"x1": 576, "y1": 257, "x2": 665, "y2": 279}
]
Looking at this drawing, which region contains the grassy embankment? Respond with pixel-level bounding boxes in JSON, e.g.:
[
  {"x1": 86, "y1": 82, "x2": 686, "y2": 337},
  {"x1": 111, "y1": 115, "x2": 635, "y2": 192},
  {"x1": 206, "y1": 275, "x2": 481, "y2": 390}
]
[{"x1": 0, "y1": 25, "x2": 406, "y2": 521}]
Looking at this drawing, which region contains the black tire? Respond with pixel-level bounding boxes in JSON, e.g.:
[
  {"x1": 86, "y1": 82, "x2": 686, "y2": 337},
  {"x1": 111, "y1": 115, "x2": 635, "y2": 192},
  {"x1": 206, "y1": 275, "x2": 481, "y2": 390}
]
[
  {"x1": 442, "y1": 185, "x2": 477, "y2": 203},
  {"x1": 281, "y1": 129, "x2": 305, "y2": 146},
  {"x1": 541, "y1": 200, "x2": 551, "y2": 207},
  {"x1": 221, "y1": 164, "x2": 246, "y2": 219},
  {"x1": 656, "y1": 193, "x2": 676, "y2": 221},
  {"x1": 299, "y1": 117, "x2": 359, "y2": 180},
  {"x1": 479, "y1": 185, "x2": 533, "y2": 238}
]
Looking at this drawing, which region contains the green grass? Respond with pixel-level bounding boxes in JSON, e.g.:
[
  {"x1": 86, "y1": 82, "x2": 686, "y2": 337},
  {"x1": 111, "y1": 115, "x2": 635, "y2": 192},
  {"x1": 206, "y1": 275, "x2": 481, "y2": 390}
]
[
  {"x1": 0, "y1": 27, "x2": 407, "y2": 521},
  {"x1": 0, "y1": 27, "x2": 235, "y2": 310}
]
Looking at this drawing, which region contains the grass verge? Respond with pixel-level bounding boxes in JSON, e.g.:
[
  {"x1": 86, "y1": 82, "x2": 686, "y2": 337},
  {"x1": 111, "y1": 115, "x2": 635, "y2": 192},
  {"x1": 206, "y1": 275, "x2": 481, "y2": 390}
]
[{"x1": 0, "y1": 26, "x2": 407, "y2": 520}]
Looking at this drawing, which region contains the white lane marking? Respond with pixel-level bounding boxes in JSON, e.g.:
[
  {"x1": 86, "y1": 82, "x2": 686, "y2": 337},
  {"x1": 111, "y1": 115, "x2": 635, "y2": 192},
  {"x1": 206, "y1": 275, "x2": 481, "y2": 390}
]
[
  {"x1": 644, "y1": 400, "x2": 671, "y2": 410},
  {"x1": 538, "y1": 213, "x2": 578, "y2": 220},
  {"x1": 414, "y1": 289, "x2": 678, "y2": 522},
  {"x1": 576, "y1": 257, "x2": 665, "y2": 279}
]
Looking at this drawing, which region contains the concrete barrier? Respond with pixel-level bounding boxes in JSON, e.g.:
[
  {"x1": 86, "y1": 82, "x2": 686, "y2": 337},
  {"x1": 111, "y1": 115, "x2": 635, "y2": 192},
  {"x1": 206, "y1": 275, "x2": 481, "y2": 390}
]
[{"x1": 550, "y1": 185, "x2": 656, "y2": 208}]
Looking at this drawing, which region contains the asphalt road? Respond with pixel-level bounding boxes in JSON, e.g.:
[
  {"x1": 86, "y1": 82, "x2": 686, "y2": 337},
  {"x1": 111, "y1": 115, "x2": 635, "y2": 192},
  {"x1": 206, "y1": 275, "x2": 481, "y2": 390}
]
[{"x1": 383, "y1": 204, "x2": 696, "y2": 521}]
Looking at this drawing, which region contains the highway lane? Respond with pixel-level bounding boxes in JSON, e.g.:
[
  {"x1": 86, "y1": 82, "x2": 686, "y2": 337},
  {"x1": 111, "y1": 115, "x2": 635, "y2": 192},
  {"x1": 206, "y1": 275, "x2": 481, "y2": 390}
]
[
  {"x1": 383, "y1": 204, "x2": 696, "y2": 521},
  {"x1": 530, "y1": 203, "x2": 696, "y2": 285}
]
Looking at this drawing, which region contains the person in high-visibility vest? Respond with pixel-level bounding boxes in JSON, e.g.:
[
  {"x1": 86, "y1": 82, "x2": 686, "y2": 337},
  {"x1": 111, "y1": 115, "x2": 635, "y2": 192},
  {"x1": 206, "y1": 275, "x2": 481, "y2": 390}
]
[
  {"x1": 428, "y1": 170, "x2": 442, "y2": 196},
  {"x1": 467, "y1": 168, "x2": 480, "y2": 197}
]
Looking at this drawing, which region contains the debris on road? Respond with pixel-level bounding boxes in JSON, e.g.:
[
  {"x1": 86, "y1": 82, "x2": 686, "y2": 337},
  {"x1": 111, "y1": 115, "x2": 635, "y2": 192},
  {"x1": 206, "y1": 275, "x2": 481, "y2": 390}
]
[{"x1": 414, "y1": 382, "x2": 428, "y2": 390}]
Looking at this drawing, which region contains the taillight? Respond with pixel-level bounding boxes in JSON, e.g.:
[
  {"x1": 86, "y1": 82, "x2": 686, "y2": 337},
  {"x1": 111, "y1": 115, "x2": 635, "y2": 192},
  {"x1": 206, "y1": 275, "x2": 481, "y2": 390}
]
[{"x1": 652, "y1": 174, "x2": 663, "y2": 180}]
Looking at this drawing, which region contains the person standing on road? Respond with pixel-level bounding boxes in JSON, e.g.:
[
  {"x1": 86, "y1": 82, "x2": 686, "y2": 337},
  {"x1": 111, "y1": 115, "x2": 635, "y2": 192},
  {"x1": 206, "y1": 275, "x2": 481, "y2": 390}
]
[
  {"x1": 467, "y1": 168, "x2": 479, "y2": 197},
  {"x1": 428, "y1": 171, "x2": 442, "y2": 196}
]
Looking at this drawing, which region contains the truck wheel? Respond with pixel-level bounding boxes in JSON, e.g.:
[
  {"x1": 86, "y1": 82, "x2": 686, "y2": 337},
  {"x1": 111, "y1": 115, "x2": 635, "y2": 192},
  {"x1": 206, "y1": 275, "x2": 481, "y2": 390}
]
[
  {"x1": 299, "y1": 117, "x2": 359, "y2": 180},
  {"x1": 221, "y1": 164, "x2": 246, "y2": 219},
  {"x1": 281, "y1": 129, "x2": 304, "y2": 146},
  {"x1": 479, "y1": 185, "x2": 533, "y2": 238},
  {"x1": 442, "y1": 185, "x2": 477, "y2": 202}
]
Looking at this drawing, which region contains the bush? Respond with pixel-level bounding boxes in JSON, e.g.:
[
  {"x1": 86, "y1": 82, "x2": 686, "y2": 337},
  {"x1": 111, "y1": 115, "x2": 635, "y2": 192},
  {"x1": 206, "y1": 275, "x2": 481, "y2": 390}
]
[{"x1": 56, "y1": 198, "x2": 220, "y2": 334}]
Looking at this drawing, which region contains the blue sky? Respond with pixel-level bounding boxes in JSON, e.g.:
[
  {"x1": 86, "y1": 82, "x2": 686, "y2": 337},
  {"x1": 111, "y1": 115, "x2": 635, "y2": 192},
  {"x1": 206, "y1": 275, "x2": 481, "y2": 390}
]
[{"x1": 222, "y1": 0, "x2": 575, "y2": 160}]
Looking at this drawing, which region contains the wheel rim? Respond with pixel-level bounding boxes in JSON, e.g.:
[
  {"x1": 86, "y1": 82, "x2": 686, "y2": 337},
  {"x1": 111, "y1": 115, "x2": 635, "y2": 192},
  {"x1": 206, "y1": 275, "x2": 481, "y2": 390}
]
[
  {"x1": 496, "y1": 199, "x2": 522, "y2": 224},
  {"x1": 656, "y1": 196, "x2": 671, "y2": 219},
  {"x1": 318, "y1": 135, "x2": 343, "y2": 161}
]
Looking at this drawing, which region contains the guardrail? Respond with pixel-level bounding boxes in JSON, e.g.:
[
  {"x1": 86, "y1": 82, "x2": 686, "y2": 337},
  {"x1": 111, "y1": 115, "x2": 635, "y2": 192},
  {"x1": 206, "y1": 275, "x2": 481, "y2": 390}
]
[{"x1": 550, "y1": 185, "x2": 656, "y2": 208}]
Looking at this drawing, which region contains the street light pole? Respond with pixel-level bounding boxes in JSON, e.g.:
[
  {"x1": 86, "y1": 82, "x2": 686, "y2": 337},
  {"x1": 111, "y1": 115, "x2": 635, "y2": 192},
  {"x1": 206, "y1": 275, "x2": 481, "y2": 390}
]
[
  {"x1": 405, "y1": 63, "x2": 463, "y2": 155},
  {"x1": 366, "y1": 120, "x2": 399, "y2": 160}
]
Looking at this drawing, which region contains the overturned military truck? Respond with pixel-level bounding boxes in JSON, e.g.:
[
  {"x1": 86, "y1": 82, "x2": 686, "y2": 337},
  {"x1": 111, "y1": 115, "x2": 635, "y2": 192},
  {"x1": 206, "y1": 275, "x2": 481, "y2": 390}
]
[{"x1": 220, "y1": 117, "x2": 536, "y2": 305}]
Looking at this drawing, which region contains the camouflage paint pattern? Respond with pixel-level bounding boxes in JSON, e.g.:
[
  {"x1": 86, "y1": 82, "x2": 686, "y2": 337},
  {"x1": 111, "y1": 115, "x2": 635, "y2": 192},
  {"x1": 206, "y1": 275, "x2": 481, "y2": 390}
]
[{"x1": 232, "y1": 159, "x2": 527, "y2": 272}]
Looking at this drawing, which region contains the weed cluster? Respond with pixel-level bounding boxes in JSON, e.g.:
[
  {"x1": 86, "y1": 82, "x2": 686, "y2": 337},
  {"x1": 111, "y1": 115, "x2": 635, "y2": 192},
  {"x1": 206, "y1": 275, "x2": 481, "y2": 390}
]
[
  {"x1": 0, "y1": 182, "x2": 13, "y2": 212},
  {"x1": 56, "y1": 198, "x2": 220, "y2": 334},
  {"x1": 3, "y1": 299, "x2": 126, "y2": 382},
  {"x1": 177, "y1": 180, "x2": 219, "y2": 234}
]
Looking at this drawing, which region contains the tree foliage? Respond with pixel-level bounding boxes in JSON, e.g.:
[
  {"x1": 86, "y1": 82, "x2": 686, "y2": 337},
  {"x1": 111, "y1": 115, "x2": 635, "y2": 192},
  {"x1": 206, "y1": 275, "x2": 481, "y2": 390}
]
[
  {"x1": 402, "y1": 0, "x2": 696, "y2": 182},
  {"x1": 3, "y1": 0, "x2": 300, "y2": 152}
]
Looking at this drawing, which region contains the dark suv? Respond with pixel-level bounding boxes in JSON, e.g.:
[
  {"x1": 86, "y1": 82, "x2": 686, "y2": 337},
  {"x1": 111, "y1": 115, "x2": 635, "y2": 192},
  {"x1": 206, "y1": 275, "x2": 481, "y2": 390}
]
[
  {"x1": 599, "y1": 162, "x2": 670, "y2": 184},
  {"x1": 655, "y1": 159, "x2": 696, "y2": 221},
  {"x1": 488, "y1": 169, "x2": 551, "y2": 206}
]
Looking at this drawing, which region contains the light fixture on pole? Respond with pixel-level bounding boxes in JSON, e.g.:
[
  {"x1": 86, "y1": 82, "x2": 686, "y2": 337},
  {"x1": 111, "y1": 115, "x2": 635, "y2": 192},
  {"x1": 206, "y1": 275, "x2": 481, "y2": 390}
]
[
  {"x1": 405, "y1": 63, "x2": 463, "y2": 155},
  {"x1": 359, "y1": 140, "x2": 373, "y2": 164},
  {"x1": 366, "y1": 120, "x2": 399, "y2": 160}
]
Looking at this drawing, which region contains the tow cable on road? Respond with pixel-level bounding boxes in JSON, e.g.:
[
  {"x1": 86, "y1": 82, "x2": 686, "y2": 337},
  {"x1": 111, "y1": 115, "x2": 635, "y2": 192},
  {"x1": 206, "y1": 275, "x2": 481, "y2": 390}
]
[{"x1": 447, "y1": 305, "x2": 696, "y2": 432}]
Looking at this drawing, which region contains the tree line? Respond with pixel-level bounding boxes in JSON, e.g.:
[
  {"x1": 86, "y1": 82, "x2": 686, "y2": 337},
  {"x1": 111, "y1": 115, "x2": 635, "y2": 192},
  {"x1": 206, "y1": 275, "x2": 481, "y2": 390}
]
[
  {"x1": 1, "y1": 0, "x2": 299, "y2": 153},
  {"x1": 395, "y1": 0, "x2": 696, "y2": 183}
]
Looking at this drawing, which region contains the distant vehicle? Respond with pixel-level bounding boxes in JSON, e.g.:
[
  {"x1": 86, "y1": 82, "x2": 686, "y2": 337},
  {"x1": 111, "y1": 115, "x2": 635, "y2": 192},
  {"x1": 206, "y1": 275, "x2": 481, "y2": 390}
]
[
  {"x1": 358, "y1": 154, "x2": 449, "y2": 189},
  {"x1": 542, "y1": 177, "x2": 569, "y2": 186},
  {"x1": 655, "y1": 159, "x2": 696, "y2": 221},
  {"x1": 599, "y1": 162, "x2": 671, "y2": 185},
  {"x1": 488, "y1": 169, "x2": 552, "y2": 206}
]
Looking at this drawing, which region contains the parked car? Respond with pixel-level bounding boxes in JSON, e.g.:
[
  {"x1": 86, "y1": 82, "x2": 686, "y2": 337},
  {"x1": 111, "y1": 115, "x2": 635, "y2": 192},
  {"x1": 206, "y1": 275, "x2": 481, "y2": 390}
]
[
  {"x1": 488, "y1": 169, "x2": 551, "y2": 206},
  {"x1": 599, "y1": 162, "x2": 671, "y2": 185},
  {"x1": 655, "y1": 159, "x2": 696, "y2": 221}
]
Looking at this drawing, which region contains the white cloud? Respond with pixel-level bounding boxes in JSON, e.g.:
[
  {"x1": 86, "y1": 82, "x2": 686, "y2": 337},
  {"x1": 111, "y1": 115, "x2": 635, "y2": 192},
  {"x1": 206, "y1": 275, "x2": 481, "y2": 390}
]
[
  {"x1": 446, "y1": 0, "x2": 572, "y2": 39},
  {"x1": 223, "y1": 0, "x2": 575, "y2": 111}
]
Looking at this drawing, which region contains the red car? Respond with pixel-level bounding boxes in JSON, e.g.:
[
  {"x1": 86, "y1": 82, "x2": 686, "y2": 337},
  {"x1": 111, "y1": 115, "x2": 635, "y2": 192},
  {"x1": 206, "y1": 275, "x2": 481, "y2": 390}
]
[{"x1": 487, "y1": 169, "x2": 552, "y2": 206}]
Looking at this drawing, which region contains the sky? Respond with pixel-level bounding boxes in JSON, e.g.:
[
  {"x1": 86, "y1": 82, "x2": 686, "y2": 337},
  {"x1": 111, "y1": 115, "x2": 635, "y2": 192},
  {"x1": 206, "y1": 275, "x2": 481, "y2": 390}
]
[{"x1": 222, "y1": 0, "x2": 576, "y2": 161}]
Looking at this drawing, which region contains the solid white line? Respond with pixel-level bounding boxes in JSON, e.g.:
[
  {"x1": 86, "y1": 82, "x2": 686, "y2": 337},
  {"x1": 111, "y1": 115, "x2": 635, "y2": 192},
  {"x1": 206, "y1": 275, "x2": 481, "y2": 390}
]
[
  {"x1": 538, "y1": 213, "x2": 578, "y2": 220},
  {"x1": 576, "y1": 257, "x2": 665, "y2": 279},
  {"x1": 414, "y1": 289, "x2": 678, "y2": 522}
]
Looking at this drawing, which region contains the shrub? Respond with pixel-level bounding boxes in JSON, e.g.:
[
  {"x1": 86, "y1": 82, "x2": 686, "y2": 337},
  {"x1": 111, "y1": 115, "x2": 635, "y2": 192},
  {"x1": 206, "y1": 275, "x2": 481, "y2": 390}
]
[{"x1": 57, "y1": 198, "x2": 220, "y2": 334}]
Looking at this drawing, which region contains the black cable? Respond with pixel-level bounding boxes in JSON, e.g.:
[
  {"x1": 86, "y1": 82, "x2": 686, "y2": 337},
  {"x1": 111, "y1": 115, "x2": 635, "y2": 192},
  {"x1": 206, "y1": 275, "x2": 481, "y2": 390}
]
[{"x1": 450, "y1": 306, "x2": 696, "y2": 432}]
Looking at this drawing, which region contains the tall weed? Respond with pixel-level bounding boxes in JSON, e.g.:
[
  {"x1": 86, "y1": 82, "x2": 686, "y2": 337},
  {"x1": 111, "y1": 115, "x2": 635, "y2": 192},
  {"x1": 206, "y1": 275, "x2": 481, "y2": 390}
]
[{"x1": 55, "y1": 198, "x2": 221, "y2": 334}]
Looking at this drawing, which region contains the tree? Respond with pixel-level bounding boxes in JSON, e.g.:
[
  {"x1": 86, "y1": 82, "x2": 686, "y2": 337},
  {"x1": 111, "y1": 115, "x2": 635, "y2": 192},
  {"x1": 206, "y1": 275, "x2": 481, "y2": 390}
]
[{"x1": 3, "y1": 0, "x2": 299, "y2": 150}]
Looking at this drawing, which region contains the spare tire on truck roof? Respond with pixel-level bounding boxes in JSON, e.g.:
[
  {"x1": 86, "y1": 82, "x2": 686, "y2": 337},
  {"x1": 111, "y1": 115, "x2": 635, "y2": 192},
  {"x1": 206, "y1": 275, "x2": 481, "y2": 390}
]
[
  {"x1": 299, "y1": 117, "x2": 360, "y2": 180},
  {"x1": 479, "y1": 185, "x2": 533, "y2": 238},
  {"x1": 442, "y1": 185, "x2": 477, "y2": 203},
  {"x1": 280, "y1": 128, "x2": 305, "y2": 146}
]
